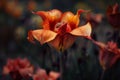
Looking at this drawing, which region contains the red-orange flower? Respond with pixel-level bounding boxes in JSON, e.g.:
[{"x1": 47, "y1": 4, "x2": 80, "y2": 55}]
[
  {"x1": 33, "y1": 68, "x2": 60, "y2": 80},
  {"x1": 3, "y1": 58, "x2": 34, "y2": 80},
  {"x1": 106, "y1": 3, "x2": 120, "y2": 29},
  {"x1": 93, "y1": 41, "x2": 120, "y2": 70},
  {"x1": 28, "y1": 9, "x2": 92, "y2": 51}
]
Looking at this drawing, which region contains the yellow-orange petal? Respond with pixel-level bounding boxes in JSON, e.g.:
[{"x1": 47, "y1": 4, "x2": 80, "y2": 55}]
[
  {"x1": 49, "y1": 33, "x2": 76, "y2": 51},
  {"x1": 33, "y1": 9, "x2": 62, "y2": 21},
  {"x1": 61, "y1": 12, "x2": 79, "y2": 29},
  {"x1": 32, "y1": 9, "x2": 62, "y2": 30},
  {"x1": 70, "y1": 22, "x2": 92, "y2": 38},
  {"x1": 27, "y1": 29, "x2": 57, "y2": 44},
  {"x1": 61, "y1": 9, "x2": 85, "y2": 30}
]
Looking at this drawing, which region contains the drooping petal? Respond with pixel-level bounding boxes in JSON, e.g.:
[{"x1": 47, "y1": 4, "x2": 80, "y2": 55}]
[
  {"x1": 27, "y1": 29, "x2": 57, "y2": 44},
  {"x1": 32, "y1": 9, "x2": 62, "y2": 30},
  {"x1": 49, "y1": 33, "x2": 76, "y2": 51},
  {"x1": 62, "y1": 34, "x2": 76, "y2": 50},
  {"x1": 61, "y1": 9, "x2": 85, "y2": 30},
  {"x1": 70, "y1": 22, "x2": 92, "y2": 38},
  {"x1": 93, "y1": 41, "x2": 120, "y2": 70}
]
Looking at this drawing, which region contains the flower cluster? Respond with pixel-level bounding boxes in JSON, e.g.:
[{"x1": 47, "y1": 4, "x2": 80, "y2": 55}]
[
  {"x1": 3, "y1": 58, "x2": 34, "y2": 80},
  {"x1": 2, "y1": 58, "x2": 60, "y2": 80}
]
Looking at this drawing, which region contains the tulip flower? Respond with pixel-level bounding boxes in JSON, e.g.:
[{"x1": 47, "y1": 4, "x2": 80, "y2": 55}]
[
  {"x1": 28, "y1": 9, "x2": 92, "y2": 51},
  {"x1": 3, "y1": 58, "x2": 34, "y2": 80},
  {"x1": 93, "y1": 41, "x2": 120, "y2": 70}
]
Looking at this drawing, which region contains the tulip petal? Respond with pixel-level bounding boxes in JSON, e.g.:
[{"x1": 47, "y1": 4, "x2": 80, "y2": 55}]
[
  {"x1": 33, "y1": 9, "x2": 62, "y2": 30},
  {"x1": 61, "y1": 12, "x2": 79, "y2": 29},
  {"x1": 49, "y1": 33, "x2": 76, "y2": 51},
  {"x1": 61, "y1": 9, "x2": 85, "y2": 29},
  {"x1": 70, "y1": 22, "x2": 92, "y2": 38},
  {"x1": 27, "y1": 29, "x2": 57, "y2": 44}
]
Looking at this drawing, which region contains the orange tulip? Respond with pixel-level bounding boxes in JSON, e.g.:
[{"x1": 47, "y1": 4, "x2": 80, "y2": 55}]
[
  {"x1": 28, "y1": 9, "x2": 92, "y2": 51},
  {"x1": 93, "y1": 41, "x2": 120, "y2": 70}
]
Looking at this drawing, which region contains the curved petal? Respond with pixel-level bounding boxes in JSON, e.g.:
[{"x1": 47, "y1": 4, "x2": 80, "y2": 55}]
[
  {"x1": 61, "y1": 9, "x2": 85, "y2": 29},
  {"x1": 27, "y1": 29, "x2": 57, "y2": 44},
  {"x1": 61, "y1": 12, "x2": 79, "y2": 30},
  {"x1": 32, "y1": 9, "x2": 62, "y2": 30},
  {"x1": 49, "y1": 33, "x2": 76, "y2": 51},
  {"x1": 70, "y1": 22, "x2": 92, "y2": 38}
]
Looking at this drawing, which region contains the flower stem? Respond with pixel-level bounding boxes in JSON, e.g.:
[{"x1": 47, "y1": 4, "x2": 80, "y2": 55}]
[{"x1": 59, "y1": 52, "x2": 63, "y2": 80}]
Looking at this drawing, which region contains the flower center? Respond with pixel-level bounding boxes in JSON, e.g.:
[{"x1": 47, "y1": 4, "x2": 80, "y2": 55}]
[{"x1": 54, "y1": 22, "x2": 72, "y2": 34}]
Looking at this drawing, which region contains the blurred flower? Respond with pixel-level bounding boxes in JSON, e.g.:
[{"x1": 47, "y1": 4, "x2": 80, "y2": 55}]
[
  {"x1": 27, "y1": 9, "x2": 92, "y2": 51},
  {"x1": 93, "y1": 41, "x2": 120, "y2": 70},
  {"x1": 11, "y1": 4, "x2": 24, "y2": 18},
  {"x1": 33, "y1": 68, "x2": 60, "y2": 80},
  {"x1": 3, "y1": 58, "x2": 34, "y2": 80},
  {"x1": 85, "y1": 12, "x2": 103, "y2": 27},
  {"x1": 14, "y1": 26, "x2": 26, "y2": 41},
  {"x1": 75, "y1": 2, "x2": 91, "y2": 10},
  {"x1": 43, "y1": 0, "x2": 52, "y2": 9},
  {"x1": 27, "y1": 0, "x2": 37, "y2": 11},
  {"x1": 31, "y1": 15, "x2": 43, "y2": 28},
  {"x1": 5, "y1": 1, "x2": 17, "y2": 14},
  {"x1": 106, "y1": 3, "x2": 120, "y2": 29}
]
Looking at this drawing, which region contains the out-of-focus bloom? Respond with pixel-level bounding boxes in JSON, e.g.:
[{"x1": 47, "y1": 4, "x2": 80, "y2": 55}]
[
  {"x1": 5, "y1": 1, "x2": 23, "y2": 18},
  {"x1": 3, "y1": 58, "x2": 34, "y2": 80},
  {"x1": 27, "y1": 0, "x2": 37, "y2": 11},
  {"x1": 14, "y1": 26, "x2": 26, "y2": 41},
  {"x1": 28, "y1": 9, "x2": 92, "y2": 51},
  {"x1": 106, "y1": 3, "x2": 120, "y2": 29},
  {"x1": 85, "y1": 12, "x2": 103, "y2": 27},
  {"x1": 5, "y1": 1, "x2": 17, "y2": 14},
  {"x1": 11, "y1": 5, "x2": 23, "y2": 18},
  {"x1": 93, "y1": 41, "x2": 120, "y2": 70},
  {"x1": 33, "y1": 68, "x2": 60, "y2": 80}
]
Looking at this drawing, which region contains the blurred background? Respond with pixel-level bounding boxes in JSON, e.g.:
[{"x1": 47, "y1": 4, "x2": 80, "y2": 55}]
[{"x1": 0, "y1": 0, "x2": 120, "y2": 80}]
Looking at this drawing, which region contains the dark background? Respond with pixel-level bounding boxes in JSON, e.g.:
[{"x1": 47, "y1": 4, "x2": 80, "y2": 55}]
[{"x1": 0, "y1": 0, "x2": 120, "y2": 80}]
